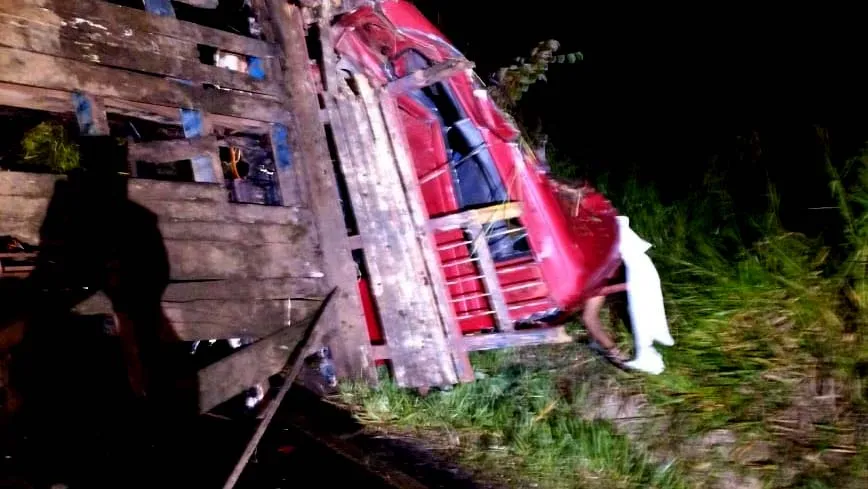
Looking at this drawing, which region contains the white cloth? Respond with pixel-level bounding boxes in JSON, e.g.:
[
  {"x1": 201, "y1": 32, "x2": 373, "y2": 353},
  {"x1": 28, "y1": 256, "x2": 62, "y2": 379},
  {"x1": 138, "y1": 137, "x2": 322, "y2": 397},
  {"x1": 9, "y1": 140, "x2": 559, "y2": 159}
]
[{"x1": 616, "y1": 216, "x2": 674, "y2": 374}]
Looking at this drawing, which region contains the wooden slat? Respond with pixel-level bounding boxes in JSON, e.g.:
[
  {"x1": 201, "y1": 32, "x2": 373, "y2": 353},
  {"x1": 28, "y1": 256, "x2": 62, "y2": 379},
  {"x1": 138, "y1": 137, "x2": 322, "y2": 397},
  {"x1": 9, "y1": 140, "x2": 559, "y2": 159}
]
[
  {"x1": 196, "y1": 322, "x2": 306, "y2": 413},
  {"x1": 337, "y1": 79, "x2": 457, "y2": 388},
  {"x1": 0, "y1": 81, "x2": 71, "y2": 112},
  {"x1": 467, "y1": 223, "x2": 514, "y2": 332},
  {"x1": 427, "y1": 202, "x2": 523, "y2": 231},
  {"x1": 0, "y1": 47, "x2": 288, "y2": 123},
  {"x1": 378, "y1": 93, "x2": 474, "y2": 383},
  {"x1": 0, "y1": 15, "x2": 281, "y2": 96},
  {"x1": 266, "y1": 0, "x2": 374, "y2": 382},
  {"x1": 128, "y1": 136, "x2": 219, "y2": 163},
  {"x1": 164, "y1": 240, "x2": 324, "y2": 281},
  {"x1": 163, "y1": 298, "x2": 323, "y2": 341},
  {"x1": 8, "y1": 0, "x2": 274, "y2": 59},
  {"x1": 0, "y1": 2, "x2": 199, "y2": 60},
  {"x1": 463, "y1": 327, "x2": 573, "y2": 352},
  {"x1": 162, "y1": 278, "x2": 328, "y2": 302},
  {"x1": 385, "y1": 59, "x2": 473, "y2": 94}
]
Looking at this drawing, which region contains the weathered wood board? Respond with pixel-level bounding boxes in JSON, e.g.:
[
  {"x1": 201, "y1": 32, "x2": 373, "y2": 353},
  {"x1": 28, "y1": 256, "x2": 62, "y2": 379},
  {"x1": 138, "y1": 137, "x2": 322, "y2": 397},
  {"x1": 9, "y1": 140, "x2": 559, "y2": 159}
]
[
  {"x1": 331, "y1": 82, "x2": 457, "y2": 388},
  {"x1": 266, "y1": 0, "x2": 374, "y2": 382}
]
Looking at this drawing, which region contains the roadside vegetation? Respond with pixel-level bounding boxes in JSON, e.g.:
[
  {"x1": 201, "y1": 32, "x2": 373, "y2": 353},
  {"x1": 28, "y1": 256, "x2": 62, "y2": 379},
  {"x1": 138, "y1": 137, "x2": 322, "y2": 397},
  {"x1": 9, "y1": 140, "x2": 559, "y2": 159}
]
[{"x1": 338, "y1": 131, "x2": 868, "y2": 488}]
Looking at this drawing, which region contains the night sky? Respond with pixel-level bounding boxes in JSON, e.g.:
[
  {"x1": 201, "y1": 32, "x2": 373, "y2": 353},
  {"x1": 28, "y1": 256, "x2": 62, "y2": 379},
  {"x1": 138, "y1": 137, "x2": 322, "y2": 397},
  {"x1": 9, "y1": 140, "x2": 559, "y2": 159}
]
[{"x1": 412, "y1": 1, "x2": 867, "y2": 232}]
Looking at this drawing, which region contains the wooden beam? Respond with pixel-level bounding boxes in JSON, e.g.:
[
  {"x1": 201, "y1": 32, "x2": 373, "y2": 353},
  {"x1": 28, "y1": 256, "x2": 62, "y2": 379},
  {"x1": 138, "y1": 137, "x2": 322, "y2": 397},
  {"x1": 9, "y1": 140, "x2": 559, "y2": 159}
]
[
  {"x1": 0, "y1": 47, "x2": 289, "y2": 123},
  {"x1": 164, "y1": 298, "x2": 325, "y2": 341},
  {"x1": 196, "y1": 320, "x2": 306, "y2": 413},
  {"x1": 128, "y1": 136, "x2": 219, "y2": 163},
  {"x1": 7, "y1": 0, "x2": 275, "y2": 59},
  {"x1": 163, "y1": 240, "x2": 324, "y2": 281},
  {"x1": 385, "y1": 59, "x2": 474, "y2": 94},
  {"x1": 266, "y1": 0, "x2": 374, "y2": 382},
  {"x1": 466, "y1": 222, "x2": 514, "y2": 332},
  {"x1": 338, "y1": 77, "x2": 457, "y2": 388},
  {"x1": 462, "y1": 327, "x2": 573, "y2": 352},
  {"x1": 374, "y1": 88, "x2": 474, "y2": 382},
  {"x1": 427, "y1": 202, "x2": 523, "y2": 231},
  {"x1": 0, "y1": 15, "x2": 282, "y2": 96},
  {"x1": 162, "y1": 278, "x2": 328, "y2": 302}
]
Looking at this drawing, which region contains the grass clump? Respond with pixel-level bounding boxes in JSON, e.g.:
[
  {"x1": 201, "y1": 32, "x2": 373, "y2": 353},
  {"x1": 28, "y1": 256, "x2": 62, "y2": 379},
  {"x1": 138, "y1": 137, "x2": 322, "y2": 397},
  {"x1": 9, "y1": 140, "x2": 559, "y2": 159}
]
[
  {"x1": 19, "y1": 122, "x2": 80, "y2": 173},
  {"x1": 340, "y1": 356, "x2": 686, "y2": 489}
]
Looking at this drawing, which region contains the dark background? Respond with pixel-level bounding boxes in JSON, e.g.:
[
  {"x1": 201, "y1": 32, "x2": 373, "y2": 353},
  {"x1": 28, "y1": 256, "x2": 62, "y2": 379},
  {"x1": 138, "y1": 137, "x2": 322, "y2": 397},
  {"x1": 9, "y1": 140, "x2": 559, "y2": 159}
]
[{"x1": 412, "y1": 1, "x2": 867, "y2": 235}]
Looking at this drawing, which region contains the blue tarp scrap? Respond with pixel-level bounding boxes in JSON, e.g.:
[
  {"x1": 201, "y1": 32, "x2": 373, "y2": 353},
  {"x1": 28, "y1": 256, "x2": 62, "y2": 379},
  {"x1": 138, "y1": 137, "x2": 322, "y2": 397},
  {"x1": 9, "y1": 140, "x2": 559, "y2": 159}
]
[
  {"x1": 72, "y1": 92, "x2": 99, "y2": 136},
  {"x1": 271, "y1": 124, "x2": 293, "y2": 171},
  {"x1": 142, "y1": 0, "x2": 176, "y2": 17},
  {"x1": 180, "y1": 108, "x2": 218, "y2": 182}
]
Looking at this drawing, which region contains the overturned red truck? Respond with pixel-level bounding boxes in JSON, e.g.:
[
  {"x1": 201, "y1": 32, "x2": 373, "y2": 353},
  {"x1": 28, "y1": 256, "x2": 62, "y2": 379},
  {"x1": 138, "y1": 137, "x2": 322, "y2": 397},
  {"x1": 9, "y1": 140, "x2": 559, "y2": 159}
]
[{"x1": 331, "y1": 1, "x2": 674, "y2": 374}]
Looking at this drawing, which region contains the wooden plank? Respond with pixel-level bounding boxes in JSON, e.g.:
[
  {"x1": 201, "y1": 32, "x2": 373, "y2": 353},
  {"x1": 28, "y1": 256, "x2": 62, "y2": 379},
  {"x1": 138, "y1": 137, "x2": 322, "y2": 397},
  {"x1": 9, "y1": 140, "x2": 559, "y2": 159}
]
[
  {"x1": 71, "y1": 294, "x2": 323, "y2": 341},
  {"x1": 0, "y1": 81, "x2": 71, "y2": 112},
  {"x1": 162, "y1": 278, "x2": 328, "y2": 302},
  {"x1": 156, "y1": 221, "x2": 315, "y2": 246},
  {"x1": 164, "y1": 240, "x2": 324, "y2": 281},
  {"x1": 0, "y1": 15, "x2": 281, "y2": 96},
  {"x1": 220, "y1": 291, "x2": 332, "y2": 489},
  {"x1": 467, "y1": 223, "x2": 514, "y2": 332},
  {"x1": 338, "y1": 83, "x2": 456, "y2": 387},
  {"x1": 6, "y1": 0, "x2": 274, "y2": 59},
  {"x1": 0, "y1": 2, "x2": 199, "y2": 60},
  {"x1": 378, "y1": 91, "x2": 474, "y2": 382},
  {"x1": 385, "y1": 59, "x2": 474, "y2": 94},
  {"x1": 128, "y1": 136, "x2": 219, "y2": 163},
  {"x1": 164, "y1": 299, "x2": 326, "y2": 341},
  {"x1": 355, "y1": 77, "x2": 469, "y2": 384},
  {"x1": 266, "y1": 0, "x2": 374, "y2": 382},
  {"x1": 196, "y1": 322, "x2": 306, "y2": 413},
  {"x1": 463, "y1": 327, "x2": 573, "y2": 352},
  {"x1": 427, "y1": 202, "x2": 523, "y2": 231},
  {"x1": 0, "y1": 171, "x2": 61, "y2": 198},
  {"x1": 127, "y1": 178, "x2": 225, "y2": 203},
  {"x1": 0, "y1": 47, "x2": 288, "y2": 123}
]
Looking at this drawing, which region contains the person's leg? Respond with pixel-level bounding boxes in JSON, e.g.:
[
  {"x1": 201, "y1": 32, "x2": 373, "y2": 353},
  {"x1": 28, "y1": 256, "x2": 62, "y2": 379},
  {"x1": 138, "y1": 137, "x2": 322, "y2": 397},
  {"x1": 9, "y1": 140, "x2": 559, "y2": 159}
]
[{"x1": 582, "y1": 296, "x2": 629, "y2": 365}]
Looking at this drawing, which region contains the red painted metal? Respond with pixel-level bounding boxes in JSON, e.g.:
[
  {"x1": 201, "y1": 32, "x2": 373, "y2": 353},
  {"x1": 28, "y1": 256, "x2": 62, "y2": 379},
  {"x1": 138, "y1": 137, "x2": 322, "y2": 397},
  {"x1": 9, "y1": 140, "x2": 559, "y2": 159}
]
[{"x1": 336, "y1": 1, "x2": 621, "y2": 337}]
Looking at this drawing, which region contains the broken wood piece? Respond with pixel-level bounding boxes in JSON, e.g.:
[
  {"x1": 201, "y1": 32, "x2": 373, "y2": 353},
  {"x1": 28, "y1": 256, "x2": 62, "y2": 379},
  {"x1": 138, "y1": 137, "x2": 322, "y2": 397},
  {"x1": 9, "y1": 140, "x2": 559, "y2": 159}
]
[
  {"x1": 462, "y1": 326, "x2": 572, "y2": 351},
  {"x1": 467, "y1": 222, "x2": 514, "y2": 332},
  {"x1": 385, "y1": 58, "x2": 474, "y2": 94},
  {"x1": 427, "y1": 202, "x2": 523, "y2": 231},
  {"x1": 220, "y1": 289, "x2": 335, "y2": 489}
]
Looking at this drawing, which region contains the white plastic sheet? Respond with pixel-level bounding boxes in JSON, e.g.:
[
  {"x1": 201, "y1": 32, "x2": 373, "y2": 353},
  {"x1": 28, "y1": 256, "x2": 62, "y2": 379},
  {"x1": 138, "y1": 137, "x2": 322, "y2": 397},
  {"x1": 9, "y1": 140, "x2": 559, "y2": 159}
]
[{"x1": 616, "y1": 216, "x2": 674, "y2": 374}]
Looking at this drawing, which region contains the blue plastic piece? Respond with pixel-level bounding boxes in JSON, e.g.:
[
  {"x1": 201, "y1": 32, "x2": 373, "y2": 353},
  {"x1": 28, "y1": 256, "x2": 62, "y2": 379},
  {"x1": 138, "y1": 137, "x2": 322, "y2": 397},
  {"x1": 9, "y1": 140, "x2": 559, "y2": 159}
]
[
  {"x1": 142, "y1": 0, "x2": 176, "y2": 17},
  {"x1": 271, "y1": 124, "x2": 293, "y2": 170},
  {"x1": 72, "y1": 92, "x2": 98, "y2": 136},
  {"x1": 248, "y1": 57, "x2": 267, "y2": 80},
  {"x1": 180, "y1": 108, "x2": 205, "y2": 138}
]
